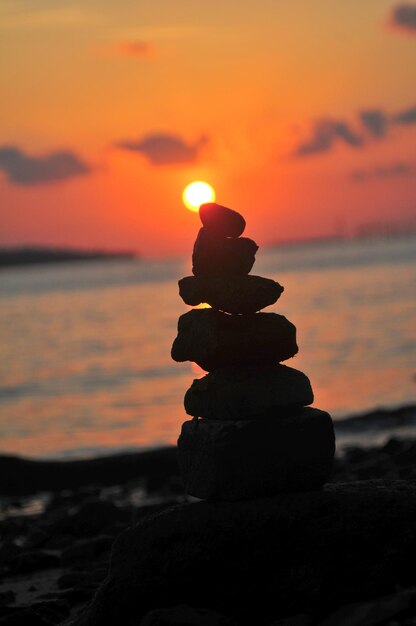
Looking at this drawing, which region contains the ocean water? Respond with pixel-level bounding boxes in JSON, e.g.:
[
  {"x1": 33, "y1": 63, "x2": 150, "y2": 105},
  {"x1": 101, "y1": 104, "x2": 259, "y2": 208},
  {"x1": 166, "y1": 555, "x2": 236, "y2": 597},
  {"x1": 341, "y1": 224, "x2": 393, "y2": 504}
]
[{"x1": 0, "y1": 236, "x2": 415, "y2": 460}]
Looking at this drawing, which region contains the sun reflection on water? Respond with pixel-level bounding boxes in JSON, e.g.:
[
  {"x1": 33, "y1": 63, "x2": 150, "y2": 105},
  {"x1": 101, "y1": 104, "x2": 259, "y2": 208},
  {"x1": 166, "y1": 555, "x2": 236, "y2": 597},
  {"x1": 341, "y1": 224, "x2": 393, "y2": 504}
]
[{"x1": 0, "y1": 238, "x2": 415, "y2": 459}]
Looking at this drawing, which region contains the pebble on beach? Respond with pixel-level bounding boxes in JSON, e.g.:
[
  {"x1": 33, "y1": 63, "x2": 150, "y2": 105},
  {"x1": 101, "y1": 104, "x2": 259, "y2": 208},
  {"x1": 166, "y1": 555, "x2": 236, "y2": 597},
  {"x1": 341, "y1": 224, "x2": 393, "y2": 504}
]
[{"x1": 1, "y1": 431, "x2": 416, "y2": 626}]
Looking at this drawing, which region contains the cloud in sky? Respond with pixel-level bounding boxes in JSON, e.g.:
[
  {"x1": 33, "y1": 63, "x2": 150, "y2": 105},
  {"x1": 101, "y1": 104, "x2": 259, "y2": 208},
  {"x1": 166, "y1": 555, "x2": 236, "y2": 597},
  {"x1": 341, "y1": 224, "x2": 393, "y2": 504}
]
[
  {"x1": 294, "y1": 104, "x2": 416, "y2": 158},
  {"x1": 393, "y1": 106, "x2": 416, "y2": 125},
  {"x1": 359, "y1": 110, "x2": 389, "y2": 138},
  {"x1": 0, "y1": 146, "x2": 90, "y2": 185},
  {"x1": 94, "y1": 40, "x2": 155, "y2": 59},
  {"x1": 115, "y1": 133, "x2": 208, "y2": 165},
  {"x1": 114, "y1": 40, "x2": 154, "y2": 58},
  {"x1": 351, "y1": 162, "x2": 416, "y2": 182},
  {"x1": 294, "y1": 120, "x2": 363, "y2": 157},
  {"x1": 389, "y1": 4, "x2": 416, "y2": 34}
]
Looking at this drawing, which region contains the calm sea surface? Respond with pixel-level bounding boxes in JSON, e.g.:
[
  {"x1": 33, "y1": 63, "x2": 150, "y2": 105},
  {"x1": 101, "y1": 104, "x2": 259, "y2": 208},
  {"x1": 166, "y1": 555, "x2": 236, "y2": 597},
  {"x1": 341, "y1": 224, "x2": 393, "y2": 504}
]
[{"x1": 1, "y1": 236, "x2": 415, "y2": 459}]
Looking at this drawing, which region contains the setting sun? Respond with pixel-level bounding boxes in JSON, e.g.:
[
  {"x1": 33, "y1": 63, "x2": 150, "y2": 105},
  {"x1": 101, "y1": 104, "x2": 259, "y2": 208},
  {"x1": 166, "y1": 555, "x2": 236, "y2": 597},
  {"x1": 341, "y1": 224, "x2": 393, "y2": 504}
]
[{"x1": 182, "y1": 181, "x2": 216, "y2": 212}]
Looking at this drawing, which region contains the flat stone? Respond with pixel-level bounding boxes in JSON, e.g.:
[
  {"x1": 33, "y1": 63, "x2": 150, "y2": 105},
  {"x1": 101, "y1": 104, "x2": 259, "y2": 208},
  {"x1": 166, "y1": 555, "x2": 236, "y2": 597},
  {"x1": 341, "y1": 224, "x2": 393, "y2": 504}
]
[
  {"x1": 77, "y1": 480, "x2": 416, "y2": 626},
  {"x1": 171, "y1": 309, "x2": 298, "y2": 371},
  {"x1": 178, "y1": 275, "x2": 284, "y2": 314},
  {"x1": 192, "y1": 228, "x2": 258, "y2": 276},
  {"x1": 199, "y1": 202, "x2": 245, "y2": 238},
  {"x1": 177, "y1": 408, "x2": 335, "y2": 500},
  {"x1": 184, "y1": 364, "x2": 313, "y2": 419}
]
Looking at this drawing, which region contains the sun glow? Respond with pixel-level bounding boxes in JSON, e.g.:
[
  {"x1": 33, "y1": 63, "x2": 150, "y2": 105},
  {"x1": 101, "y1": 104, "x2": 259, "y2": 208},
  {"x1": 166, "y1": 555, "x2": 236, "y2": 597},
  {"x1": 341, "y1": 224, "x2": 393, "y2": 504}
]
[{"x1": 183, "y1": 181, "x2": 216, "y2": 212}]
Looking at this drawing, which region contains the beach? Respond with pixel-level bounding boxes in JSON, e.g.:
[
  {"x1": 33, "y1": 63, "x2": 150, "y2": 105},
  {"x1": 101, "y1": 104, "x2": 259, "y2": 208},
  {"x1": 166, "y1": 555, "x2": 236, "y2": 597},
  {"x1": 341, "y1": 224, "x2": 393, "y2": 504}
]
[{"x1": 1, "y1": 404, "x2": 416, "y2": 625}]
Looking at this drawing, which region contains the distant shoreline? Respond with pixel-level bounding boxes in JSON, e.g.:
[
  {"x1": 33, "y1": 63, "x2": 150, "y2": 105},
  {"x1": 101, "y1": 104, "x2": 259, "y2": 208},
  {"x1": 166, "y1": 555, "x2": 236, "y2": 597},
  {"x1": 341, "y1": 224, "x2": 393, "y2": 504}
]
[
  {"x1": 1, "y1": 231, "x2": 415, "y2": 266},
  {"x1": 0, "y1": 246, "x2": 137, "y2": 267}
]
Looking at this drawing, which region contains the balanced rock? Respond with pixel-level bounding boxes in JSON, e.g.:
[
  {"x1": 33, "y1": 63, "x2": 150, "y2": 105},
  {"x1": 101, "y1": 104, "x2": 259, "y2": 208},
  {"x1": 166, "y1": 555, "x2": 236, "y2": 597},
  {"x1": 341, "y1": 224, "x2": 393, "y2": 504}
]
[
  {"x1": 78, "y1": 480, "x2": 416, "y2": 626},
  {"x1": 178, "y1": 408, "x2": 335, "y2": 500},
  {"x1": 184, "y1": 364, "x2": 313, "y2": 420},
  {"x1": 199, "y1": 202, "x2": 246, "y2": 238},
  {"x1": 179, "y1": 275, "x2": 284, "y2": 314},
  {"x1": 171, "y1": 309, "x2": 298, "y2": 371},
  {"x1": 192, "y1": 228, "x2": 258, "y2": 276}
]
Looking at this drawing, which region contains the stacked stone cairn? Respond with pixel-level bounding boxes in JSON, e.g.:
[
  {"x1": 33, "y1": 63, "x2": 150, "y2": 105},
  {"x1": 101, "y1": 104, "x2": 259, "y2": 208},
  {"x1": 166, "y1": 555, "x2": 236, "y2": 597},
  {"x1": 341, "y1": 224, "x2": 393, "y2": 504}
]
[{"x1": 172, "y1": 203, "x2": 335, "y2": 500}]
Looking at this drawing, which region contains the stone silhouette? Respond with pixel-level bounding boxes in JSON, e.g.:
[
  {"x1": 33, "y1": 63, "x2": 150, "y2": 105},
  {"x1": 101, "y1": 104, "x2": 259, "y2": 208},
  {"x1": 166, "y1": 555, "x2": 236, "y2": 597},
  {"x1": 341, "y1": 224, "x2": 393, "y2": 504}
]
[{"x1": 172, "y1": 203, "x2": 335, "y2": 500}]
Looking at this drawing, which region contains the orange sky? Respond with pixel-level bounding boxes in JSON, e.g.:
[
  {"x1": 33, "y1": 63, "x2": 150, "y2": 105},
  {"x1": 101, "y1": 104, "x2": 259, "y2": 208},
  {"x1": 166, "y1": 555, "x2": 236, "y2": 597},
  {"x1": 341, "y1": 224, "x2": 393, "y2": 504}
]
[{"x1": 0, "y1": 0, "x2": 415, "y2": 256}]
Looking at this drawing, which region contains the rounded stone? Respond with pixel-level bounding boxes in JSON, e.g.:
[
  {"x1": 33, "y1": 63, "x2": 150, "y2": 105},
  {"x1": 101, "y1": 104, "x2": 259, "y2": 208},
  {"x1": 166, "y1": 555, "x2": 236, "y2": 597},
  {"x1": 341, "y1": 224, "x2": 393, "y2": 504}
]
[
  {"x1": 199, "y1": 202, "x2": 246, "y2": 238},
  {"x1": 192, "y1": 228, "x2": 258, "y2": 276},
  {"x1": 184, "y1": 364, "x2": 313, "y2": 420},
  {"x1": 171, "y1": 309, "x2": 298, "y2": 371}
]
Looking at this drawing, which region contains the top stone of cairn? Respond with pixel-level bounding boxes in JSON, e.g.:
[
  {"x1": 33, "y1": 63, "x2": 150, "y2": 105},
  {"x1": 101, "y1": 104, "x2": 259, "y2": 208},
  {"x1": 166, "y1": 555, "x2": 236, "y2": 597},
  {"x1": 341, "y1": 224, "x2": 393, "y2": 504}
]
[{"x1": 199, "y1": 202, "x2": 246, "y2": 238}]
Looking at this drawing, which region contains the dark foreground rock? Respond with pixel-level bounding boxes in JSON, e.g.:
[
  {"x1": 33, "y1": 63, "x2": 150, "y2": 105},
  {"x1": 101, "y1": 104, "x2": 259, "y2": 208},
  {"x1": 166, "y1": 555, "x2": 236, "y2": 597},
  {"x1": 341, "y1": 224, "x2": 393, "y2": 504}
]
[
  {"x1": 74, "y1": 479, "x2": 416, "y2": 626},
  {"x1": 199, "y1": 203, "x2": 246, "y2": 238},
  {"x1": 178, "y1": 275, "x2": 284, "y2": 314},
  {"x1": 1, "y1": 428, "x2": 416, "y2": 625},
  {"x1": 192, "y1": 229, "x2": 258, "y2": 277},
  {"x1": 184, "y1": 364, "x2": 313, "y2": 420},
  {"x1": 178, "y1": 409, "x2": 335, "y2": 499},
  {"x1": 171, "y1": 309, "x2": 298, "y2": 371}
]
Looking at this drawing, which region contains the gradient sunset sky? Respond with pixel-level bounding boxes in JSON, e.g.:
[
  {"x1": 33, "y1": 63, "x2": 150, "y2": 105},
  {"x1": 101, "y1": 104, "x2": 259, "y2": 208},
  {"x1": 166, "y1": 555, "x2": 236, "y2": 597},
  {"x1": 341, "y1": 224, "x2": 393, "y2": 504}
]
[{"x1": 0, "y1": 0, "x2": 415, "y2": 256}]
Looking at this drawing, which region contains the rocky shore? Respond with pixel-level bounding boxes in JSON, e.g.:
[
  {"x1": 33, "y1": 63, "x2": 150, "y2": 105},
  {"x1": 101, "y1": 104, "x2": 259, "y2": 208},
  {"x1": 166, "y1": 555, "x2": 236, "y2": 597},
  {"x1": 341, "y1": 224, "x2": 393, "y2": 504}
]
[{"x1": 1, "y1": 407, "x2": 416, "y2": 626}]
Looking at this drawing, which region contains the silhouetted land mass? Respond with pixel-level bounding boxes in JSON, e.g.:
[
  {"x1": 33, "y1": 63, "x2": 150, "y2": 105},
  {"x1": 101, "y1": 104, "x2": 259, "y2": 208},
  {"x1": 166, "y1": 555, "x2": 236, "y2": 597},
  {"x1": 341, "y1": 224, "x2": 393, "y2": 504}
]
[
  {"x1": 0, "y1": 246, "x2": 137, "y2": 267},
  {"x1": 0, "y1": 447, "x2": 178, "y2": 496}
]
